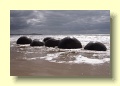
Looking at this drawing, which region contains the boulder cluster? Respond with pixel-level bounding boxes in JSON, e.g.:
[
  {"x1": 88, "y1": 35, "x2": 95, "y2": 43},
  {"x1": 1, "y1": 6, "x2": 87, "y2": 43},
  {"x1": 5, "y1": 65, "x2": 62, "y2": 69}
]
[{"x1": 16, "y1": 36, "x2": 107, "y2": 51}]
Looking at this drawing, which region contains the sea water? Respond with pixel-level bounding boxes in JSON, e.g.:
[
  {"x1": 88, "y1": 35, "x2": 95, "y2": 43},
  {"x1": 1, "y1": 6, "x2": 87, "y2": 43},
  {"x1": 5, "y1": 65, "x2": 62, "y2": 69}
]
[{"x1": 10, "y1": 34, "x2": 110, "y2": 65}]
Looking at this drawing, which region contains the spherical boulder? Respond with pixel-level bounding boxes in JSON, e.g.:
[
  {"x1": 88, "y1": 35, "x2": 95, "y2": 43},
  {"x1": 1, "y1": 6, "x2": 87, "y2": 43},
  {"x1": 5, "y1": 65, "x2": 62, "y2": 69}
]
[
  {"x1": 84, "y1": 42, "x2": 94, "y2": 50},
  {"x1": 43, "y1": 37, "x2": 53, "y2": 42},
  {"x1": 84, "y1": 42, "x2": 107, "y2": 51},
  {"x1": 30, "y1": 39, "x2": 44, "y2": 46},
  {"x1": 16, "y1": 36, "x2": 32, "y2": 44},
  {"x1": 58, "y1": 37, "x2": 82, "y2": 49},
  {"x1": 45, "y1": 38, "x2": 60, "y2": 47}
]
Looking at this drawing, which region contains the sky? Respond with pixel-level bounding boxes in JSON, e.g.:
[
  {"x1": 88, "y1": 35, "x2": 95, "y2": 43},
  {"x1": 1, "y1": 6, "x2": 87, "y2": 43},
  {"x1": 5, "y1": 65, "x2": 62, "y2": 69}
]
[{"x1": 10, "y1": 10, "x2": 110, "y2": 35}]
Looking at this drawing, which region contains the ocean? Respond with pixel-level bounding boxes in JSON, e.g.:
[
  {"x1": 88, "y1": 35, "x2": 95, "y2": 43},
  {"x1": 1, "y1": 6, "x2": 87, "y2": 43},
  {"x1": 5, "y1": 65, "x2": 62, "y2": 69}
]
[{"x1": 10, "y1": 34, "x2": 110, "y2": 76}]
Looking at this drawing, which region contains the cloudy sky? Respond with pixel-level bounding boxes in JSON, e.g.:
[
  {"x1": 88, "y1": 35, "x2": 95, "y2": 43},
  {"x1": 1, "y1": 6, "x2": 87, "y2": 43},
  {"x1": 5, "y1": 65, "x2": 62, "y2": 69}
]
[{"x1": 10, "y1": 10, "x2": 110, "y2": 35}]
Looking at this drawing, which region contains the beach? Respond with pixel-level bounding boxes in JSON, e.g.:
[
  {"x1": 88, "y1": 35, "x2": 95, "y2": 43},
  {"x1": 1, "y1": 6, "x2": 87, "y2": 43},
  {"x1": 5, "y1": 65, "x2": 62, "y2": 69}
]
[{"x1": 10, "y1": 34, "x2": 110, "y2": 77}]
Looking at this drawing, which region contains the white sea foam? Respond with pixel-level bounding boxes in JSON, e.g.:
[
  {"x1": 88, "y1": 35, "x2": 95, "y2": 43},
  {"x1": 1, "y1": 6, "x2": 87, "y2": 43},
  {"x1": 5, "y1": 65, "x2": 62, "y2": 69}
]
[
  {"x1": 73, "y1": 55, "x2": 110, "y2": 64},
  {"x1": 26, "y1": 53, "x2": 110, "y2": 64}
]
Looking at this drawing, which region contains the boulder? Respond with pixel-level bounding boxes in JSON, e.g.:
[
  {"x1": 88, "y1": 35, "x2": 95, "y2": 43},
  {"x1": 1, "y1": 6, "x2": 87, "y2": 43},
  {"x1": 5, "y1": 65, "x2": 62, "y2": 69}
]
[
  {"x1": 16, "y1": 36, "x2": 32, "y2": 44},
  {"x1": 43, "y1": 37, "x2": 53, "y2": 42},
  {"x1": 58, "y1": 37, "x2": 82, "y2": 49},
  {"x1": 84, "y1": 42, "x2": 107, "y2": 51},
  {"x1": 45, "y1": 38, "x2": 60, "y2": 47},
  {"x1": 30, "y1": 39, "x2": 44, "y2": 46}
]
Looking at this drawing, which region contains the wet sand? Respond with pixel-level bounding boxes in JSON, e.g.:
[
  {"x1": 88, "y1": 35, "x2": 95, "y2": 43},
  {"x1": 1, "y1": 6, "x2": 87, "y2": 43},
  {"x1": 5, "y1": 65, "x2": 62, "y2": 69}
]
[{"x1": 10, "y1": 46, "x2": 111, "y2": 77}]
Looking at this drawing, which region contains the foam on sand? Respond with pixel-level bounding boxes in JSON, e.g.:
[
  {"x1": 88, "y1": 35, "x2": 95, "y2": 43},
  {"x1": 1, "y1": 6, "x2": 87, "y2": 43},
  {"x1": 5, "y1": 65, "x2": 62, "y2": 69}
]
[{"x1": 26, "y1": 52, "x2": 110, "y2": 65}]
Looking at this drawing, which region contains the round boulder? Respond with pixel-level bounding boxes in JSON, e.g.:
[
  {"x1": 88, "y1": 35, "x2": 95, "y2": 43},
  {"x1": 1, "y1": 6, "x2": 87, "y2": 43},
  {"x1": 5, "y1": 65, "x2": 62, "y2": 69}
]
[
  {"x1": 84, "y1": 42, "x2": 107, "y2": 51},
  {"x1": 30, "y1": 39, "x2": 44, "y2": 46},
  {"x1": 16, "y1": 36, "x2": 32, "y2": 44},
  {"x1": 58, "y1": 37, "x2": 82, "y2": 49},
  {"x1": 43, "y1": 37, "x2": 53, "y2": 42},
  {"x1": 84, "y1": 42, "x2": 94, "y2": 50},
  {"x1": 45, "y1": 38, "x2": 60, "y2": 47}
]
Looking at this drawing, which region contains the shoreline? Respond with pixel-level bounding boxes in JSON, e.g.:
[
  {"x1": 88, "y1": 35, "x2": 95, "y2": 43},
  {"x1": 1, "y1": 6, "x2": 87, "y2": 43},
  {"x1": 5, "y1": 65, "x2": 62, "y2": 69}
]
[
  {"x1": 10, "y1": 46, "x2": 110, "y2": 76},
  {"x1": 10, "y1": 34, "x2": 110, "y2": 76}
]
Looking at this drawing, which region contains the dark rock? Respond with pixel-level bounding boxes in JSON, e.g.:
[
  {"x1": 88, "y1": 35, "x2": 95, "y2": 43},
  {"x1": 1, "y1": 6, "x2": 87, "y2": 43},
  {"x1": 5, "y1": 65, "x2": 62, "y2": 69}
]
[
  {"x1": 84, "y1": 42, "x2": 94, "y2": 50},
  {"x1": 30, "y1": 39, "x2": 44, "y2": 46},
  {"x1": 84, "y1": 42, "x2": 107, "y2": 51},
  {"x1": 43, "y1": 37, "x2": 53, "y2": 42},
  {"x1": 16, "y1": 36, "x2": 32, "y2": 44},
  {"x1": 58, "y1": 37, "x2": 82, "y2": 49},
  {"x1": 45, "y1": 38, "x2": 60, "y2": 47}
]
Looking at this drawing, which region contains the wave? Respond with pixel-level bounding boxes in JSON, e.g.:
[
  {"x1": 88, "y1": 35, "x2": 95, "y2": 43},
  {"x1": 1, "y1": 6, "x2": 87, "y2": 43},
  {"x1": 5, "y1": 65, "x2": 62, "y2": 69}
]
[{"x1": 10, "y1": 34, "x2": 110, "y2": 65}]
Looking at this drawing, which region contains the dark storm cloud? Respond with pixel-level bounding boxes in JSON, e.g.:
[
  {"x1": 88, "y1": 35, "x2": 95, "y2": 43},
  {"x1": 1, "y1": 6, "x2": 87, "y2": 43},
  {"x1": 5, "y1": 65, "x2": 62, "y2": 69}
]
[{"x1": 10, "y1": 10, "x2": 110, "y2": 34}]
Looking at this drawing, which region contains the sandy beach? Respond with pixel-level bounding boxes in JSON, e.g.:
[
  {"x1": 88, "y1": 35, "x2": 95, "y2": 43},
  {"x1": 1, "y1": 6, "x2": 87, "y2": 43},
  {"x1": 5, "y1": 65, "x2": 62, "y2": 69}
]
[
  {"x1": 10, "y1": 59, "x2": 110, "y2": 77},
  {"x1": 10, "y1": 45, "x2": 111, "y2": 77}
]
